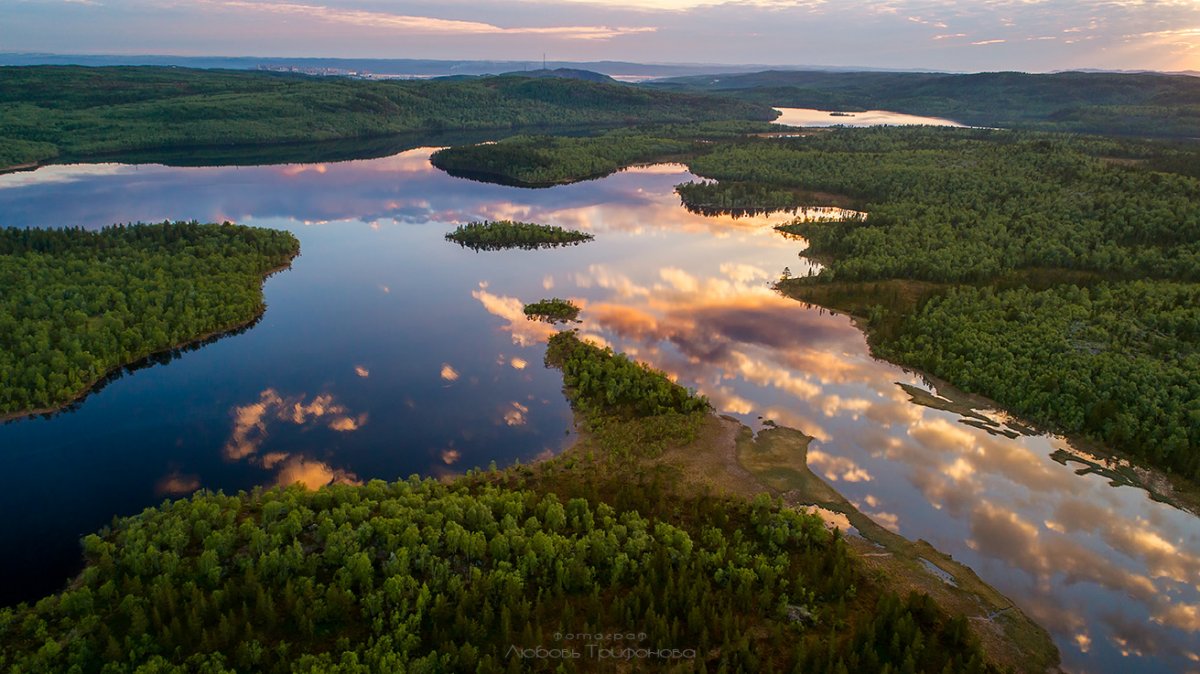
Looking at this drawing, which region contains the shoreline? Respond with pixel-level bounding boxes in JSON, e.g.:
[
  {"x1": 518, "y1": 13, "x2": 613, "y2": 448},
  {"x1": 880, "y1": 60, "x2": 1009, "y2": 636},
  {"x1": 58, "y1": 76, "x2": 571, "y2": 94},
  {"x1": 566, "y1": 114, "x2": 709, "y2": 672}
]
[
  {"x1": 775, "y1": 280, "x2": 1200, "y2": 516},
  {"x1": 0, "y1": 121, "x2": 683, "y2": 176},
  {"x1": 0, "y1": 257, "x2": 296, "y2": 425},
  {"x1": 0, "y1": 161, "x2": 42, "y2": 175},
  {"x1": 555, "y1": 412, "x2": 1061, "y2": 673}
]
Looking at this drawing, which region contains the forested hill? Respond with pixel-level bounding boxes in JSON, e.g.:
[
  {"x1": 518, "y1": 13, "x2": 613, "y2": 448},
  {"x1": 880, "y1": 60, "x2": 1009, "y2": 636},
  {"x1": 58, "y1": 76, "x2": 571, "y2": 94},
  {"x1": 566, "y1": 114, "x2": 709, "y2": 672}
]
[
  {"x1": 647, "y1": 70, "x2": 1200, "y2": 137},
  {"x1": 501, "y1": 68, "x2": 617, "y2": 83},
  {"x1": 0, "y1": 66, "x2": 776, "y2": 171}
]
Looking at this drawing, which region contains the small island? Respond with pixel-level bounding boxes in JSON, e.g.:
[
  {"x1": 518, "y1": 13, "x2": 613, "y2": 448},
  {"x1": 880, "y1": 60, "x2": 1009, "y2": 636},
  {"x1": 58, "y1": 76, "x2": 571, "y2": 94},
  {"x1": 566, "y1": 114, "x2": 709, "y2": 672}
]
[
  {"x1": 444, "y1": 220, "x2": 594, "y2": 251},
  {"x1": 522, "y1": 298, "x2": 581, "y2": 323}
]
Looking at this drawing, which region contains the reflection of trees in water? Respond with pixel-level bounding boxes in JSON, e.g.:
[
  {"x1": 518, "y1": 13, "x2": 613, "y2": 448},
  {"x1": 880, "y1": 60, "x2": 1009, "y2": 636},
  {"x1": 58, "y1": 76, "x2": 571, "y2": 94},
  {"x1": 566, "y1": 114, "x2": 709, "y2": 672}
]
[
  {"x1": 677, "y1": 181, "x2": 868, "y2": 221},
  {"x1": 445, "y1": 221, "x2": 594, "y2": 251},
  {"x1": 448, "y1": 239, "x2": 592, "y2": 252},
  {"x1": 3, "y1": 316, "x2": 262, "y2": 426},
  {"x1": 682, "y1": 202, "x2": 795, "y2": 218},
  {"x1": 676, "y1": 179, "x2": 805, "y2": 217}
]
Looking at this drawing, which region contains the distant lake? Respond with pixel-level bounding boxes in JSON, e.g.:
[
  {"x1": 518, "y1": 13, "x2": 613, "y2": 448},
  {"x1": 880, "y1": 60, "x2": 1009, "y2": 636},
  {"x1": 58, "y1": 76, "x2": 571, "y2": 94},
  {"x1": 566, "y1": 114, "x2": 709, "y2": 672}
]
[
  {"x1": 0, "y1": 150, "x2": 1195, "y2": 674},
  {"x1": 774, "y1": 107, "x2": 964, "y2": 127}
]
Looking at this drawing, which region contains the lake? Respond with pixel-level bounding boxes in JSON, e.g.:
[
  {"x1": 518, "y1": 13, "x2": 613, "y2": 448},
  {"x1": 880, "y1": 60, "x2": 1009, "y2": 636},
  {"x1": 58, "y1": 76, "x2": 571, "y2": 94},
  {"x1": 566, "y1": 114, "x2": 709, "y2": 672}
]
[
  {"x1": 0, "y1": 150, "x2": 1196, "y2": 672},
  {"x1": 773, "y1": 107, "x2": 964, "y2": 127}
]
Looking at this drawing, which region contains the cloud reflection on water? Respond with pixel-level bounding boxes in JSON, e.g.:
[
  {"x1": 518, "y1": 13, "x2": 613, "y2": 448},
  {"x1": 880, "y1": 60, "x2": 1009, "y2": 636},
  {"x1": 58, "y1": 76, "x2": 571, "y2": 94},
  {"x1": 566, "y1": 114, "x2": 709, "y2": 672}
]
[{"x1": 223, "y1": 388, "x2": 364, "y2": 489}]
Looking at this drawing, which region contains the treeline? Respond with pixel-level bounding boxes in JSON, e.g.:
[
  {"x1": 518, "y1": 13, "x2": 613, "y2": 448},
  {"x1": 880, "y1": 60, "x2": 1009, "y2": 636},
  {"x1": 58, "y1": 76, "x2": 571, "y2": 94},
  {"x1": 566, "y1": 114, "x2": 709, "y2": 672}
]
[
  {"x1": 433, "y1": 133, "x2": 691, "y2": 186},
  {"x1": 882, "y1": 281, "x2": 1200, "y2": 480},
  {"x1": 0, "y1": 222, "x2": 298, "y2": 417},
  {"x1": 0, "y1": 476, "x2": 997, "y2": 673},
  {"x1": 430, "y1": 122, "x2": 779, "y2": 186},
  {"x1": 0, "y1": 137, "x2": 57, "y2": 169},
  {"x1": 690, "y1": 128, "x2": 1200, "y2": 283},
  {"x1": 0, "y1": 66, "x2": 777, "y2": 171},
  {"x1": 647, "y1": 69, "x2": 1200, "y2": 138},
  {"x1": 737, "y1": 125, "x2": 1200, "y2": 480},
  {"x1": 445, "y1": 221, "x2": 593, "y2": 251},
  {"x1": 676, "y1": 180, "x2": 815, "y2": 216}
]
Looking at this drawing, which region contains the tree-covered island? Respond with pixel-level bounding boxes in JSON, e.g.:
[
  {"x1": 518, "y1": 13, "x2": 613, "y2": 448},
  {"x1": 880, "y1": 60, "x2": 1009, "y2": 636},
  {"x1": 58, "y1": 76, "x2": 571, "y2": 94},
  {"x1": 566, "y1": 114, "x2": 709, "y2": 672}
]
[{"x1": 445, "y1": 221, "x2": 594, "y2": 251}]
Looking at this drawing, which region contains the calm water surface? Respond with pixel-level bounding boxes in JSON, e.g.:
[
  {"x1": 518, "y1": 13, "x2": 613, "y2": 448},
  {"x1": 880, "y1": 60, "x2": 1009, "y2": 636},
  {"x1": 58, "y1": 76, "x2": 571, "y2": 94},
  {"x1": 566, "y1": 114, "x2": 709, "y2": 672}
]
[
  {"x1": 0, "y1": 150, "x2": 1196, "y2": 673},
  {"x1": 773, "y1": 107, "x2": 964, "y2": 127}
]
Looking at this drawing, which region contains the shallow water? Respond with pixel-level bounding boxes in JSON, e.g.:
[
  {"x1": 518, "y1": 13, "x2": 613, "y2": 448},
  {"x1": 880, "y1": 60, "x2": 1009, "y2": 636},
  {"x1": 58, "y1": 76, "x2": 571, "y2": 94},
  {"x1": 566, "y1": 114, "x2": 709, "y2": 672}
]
[{"x1": 0, "y1": 150, "x2": 1196, "y2": 672}]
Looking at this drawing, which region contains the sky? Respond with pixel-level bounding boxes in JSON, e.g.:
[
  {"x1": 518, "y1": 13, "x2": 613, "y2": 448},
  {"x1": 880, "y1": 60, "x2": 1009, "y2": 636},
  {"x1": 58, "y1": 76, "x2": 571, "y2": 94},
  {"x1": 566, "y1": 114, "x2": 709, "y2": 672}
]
[{"x1": 4, "y1": 0, "x2": 1200, "y2": 72}]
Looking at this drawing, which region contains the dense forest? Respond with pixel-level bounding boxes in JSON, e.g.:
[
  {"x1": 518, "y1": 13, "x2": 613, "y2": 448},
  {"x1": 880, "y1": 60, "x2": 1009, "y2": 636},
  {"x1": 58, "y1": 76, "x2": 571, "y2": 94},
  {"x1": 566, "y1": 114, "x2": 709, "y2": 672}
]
[
  {"x1": 432, "y1": 134, "x2": 692, "y2": 186},
  {"x1": 0, "y1": 327, "x2": 1002, "y2": 673},
  {"x1": 545, "y1": 330, "x2": 711, "y2": 458},
  {"x1": 694, "y1": 128, "x2": 1200, "y2": 282},
  {"x1": 729, "y1": 128, "x2": 1200, "y2": 480},
  {"x1": 523, "y1": 298, "x2": 581, "y2": 323},
  {"x1": 0, "y1": 137, "x2": 58, "y2": 169},
  {"x1": 445, "y1": 221, "x2": 594, "y2": 251},
  {"x1": 430, "y1": 122, "x2": 774, "y2": 186},
  {"x1": 0, "y1": 222, "x2": 298, "y2": 417},
  {"x1": 647, "y1": 70, "x2": 1200, "y2": 138},
  {"x1": 0, "y1": 66, "x2": 776, "y2": 171},
  {"x1": 881, "y1": 282, "x2": 1200, "y2": 480},
  {"x1": 0, "y1": 478, "x2": 997, "y2": 673},
  {"x1": 674, "y1": 179, "x2": 864, "y2": 217}
]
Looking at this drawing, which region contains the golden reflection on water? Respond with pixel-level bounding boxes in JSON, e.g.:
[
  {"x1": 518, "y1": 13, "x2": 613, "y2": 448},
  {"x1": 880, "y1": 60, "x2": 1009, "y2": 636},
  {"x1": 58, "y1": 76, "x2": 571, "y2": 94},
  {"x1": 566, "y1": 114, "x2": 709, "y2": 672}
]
[
  {"x1": 472, "y1": 284, "x2": 558, "y2": 346},
  {"x1": 154, "y1": 469, "x2": 201, "y2": 496},
  {"x1": 773, "y1": 107, "x2": 965, "y2": 128},
  {"x1": 223, "y1": 388, "x2": 365, "y2": 489}
]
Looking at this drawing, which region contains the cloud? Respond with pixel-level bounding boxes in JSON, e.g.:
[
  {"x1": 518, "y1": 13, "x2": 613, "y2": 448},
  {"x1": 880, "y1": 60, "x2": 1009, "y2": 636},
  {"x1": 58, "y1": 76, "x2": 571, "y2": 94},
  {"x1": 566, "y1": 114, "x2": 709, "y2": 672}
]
[
  {"x1": 659, "y1": 267, "x2": 700, "y2": 293},
  {"x1": 218, "y1": 0, "x2": 656, "y2": 40},
  {"x1": 808, "y1": 448, "x2": 873, "y2": 482},
  {"x1": 504, "y1": 401, "x2": 530, "y2": 426},
  {"x1": 222, "y1": 388, "x2": 365, "y2": 489},
  {"x1": 155, "y1": 470, "x2": 201, "y2": 496},
  {"x1": 9, "y1": 0, "x2": 1200, "y2": 70},
  {"x1": 274, "y1": 456, "x2": 361, "y2": 489},
  {"x1": 472, "y1": 286, "x2": 558, "y2": 346}
]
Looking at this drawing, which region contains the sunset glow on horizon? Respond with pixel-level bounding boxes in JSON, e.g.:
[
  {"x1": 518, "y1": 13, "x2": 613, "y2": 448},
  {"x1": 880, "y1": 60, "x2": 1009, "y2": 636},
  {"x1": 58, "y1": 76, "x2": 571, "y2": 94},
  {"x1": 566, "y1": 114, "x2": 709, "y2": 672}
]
[{"x1": 7, "y1": 0, "x2": 1200, "y2": 72}]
